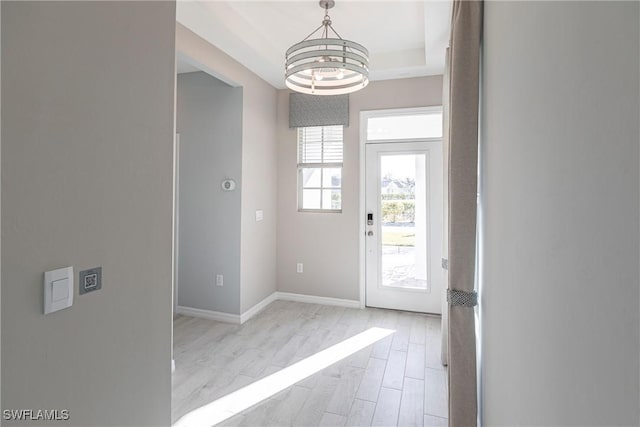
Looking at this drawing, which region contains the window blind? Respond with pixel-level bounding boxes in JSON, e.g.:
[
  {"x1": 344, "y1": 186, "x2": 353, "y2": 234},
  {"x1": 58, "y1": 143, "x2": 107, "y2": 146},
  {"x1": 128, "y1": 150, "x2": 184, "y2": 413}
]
[{"x1": 298, "y1": 126, "x2": 343, "y2": 164}]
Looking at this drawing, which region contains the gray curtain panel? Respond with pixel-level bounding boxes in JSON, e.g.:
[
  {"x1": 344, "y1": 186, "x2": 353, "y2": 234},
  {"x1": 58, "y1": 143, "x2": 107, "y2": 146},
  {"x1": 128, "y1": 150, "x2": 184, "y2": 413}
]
[{"x1": 447, "y1": 0, "x2": 483, "y2": 426}]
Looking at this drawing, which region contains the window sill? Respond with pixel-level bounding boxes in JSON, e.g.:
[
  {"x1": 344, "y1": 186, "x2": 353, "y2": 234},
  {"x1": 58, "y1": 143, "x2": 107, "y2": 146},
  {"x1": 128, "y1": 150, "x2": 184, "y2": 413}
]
[{"x1": 297, "y1": 209, "x2": 342, "y2": 214}]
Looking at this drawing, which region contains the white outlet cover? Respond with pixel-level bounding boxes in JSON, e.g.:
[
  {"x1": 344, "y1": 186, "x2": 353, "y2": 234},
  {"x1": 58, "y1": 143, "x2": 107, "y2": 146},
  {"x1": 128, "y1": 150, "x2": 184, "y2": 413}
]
[{"x1": 44, "y1": 266, "x2": 74, "y2": 314}]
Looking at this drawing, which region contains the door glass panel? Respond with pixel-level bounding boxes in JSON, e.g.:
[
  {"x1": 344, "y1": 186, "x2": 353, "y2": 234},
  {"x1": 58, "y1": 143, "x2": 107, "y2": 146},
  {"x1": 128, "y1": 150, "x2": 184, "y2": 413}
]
[
  {"x1": 367, "y1": 114, "x2": 442, "y2": 141},
  {"x1": 380, "y1": 154, "x2": 428, "y2": 290}
]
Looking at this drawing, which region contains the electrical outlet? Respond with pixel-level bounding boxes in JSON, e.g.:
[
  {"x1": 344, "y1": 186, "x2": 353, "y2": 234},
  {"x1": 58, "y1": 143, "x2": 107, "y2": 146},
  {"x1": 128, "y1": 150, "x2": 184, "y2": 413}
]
[
  {"x1": 216, "y1": 274, "x2": 223, "y2": 287},
  {"x1": 296, "y1": 263, "x2": 303, "y2": 273}
]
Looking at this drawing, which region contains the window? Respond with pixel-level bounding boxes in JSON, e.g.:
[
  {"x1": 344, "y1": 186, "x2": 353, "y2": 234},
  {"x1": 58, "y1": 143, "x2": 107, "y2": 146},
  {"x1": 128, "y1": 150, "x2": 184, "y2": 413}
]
[
  {"x1": 367, "y1": 112, "x2": 443, "y2": 141},
  {"x1": 298, "y1": 125, "x2": 343, "y2": 212}
]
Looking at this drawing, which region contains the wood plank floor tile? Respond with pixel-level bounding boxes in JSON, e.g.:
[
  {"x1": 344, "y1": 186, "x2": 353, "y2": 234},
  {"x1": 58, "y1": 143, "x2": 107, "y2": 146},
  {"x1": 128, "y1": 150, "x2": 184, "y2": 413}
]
[
  {"x1": 294, "y1": 375, "x2": 340, "y2": 426},
  {"x1": 346, "y1": 399, "x2": 376, "y2": 427},
  {"x1": 295, "y1": 327, "x2": 331, "y2": 359},
  {"x1": 216, "y1": 413, "x2": 245, "y2": 427},
  {"x1": 382, "y1": 350, "x2": 407, "y2": 390},
  {"x1": 269, "y1": 385, "x2": 311, "y2": 426},
  {"x1": 324, "y1": 321, "x2": 350, "y2": 347},
  {"x1": 326, "y1": 365, "x2": 366, "y2": 416},
  {"x1": 320, "y1": 412, "x2": 348, "y2": 426},
  {"x1": 371, "y1": 387, "x2": 401, "y2": 426},
  {"x1": 370, "y1": 335, "x2": 393, "y2": 360},
  {"x1": 322, "y1": 357, "x2": 351, "y2": 380},
  {"x1": 317, "y1": 305, "x2": 347, "y2": 329},
  {"x1": 172, "y1": 301, "x2": 447, "y2": 426},
  {"x1": 347, "y1": 345, "x2": 374, "y2": 369},
  {"x1": 341, "y1": 308, "x2": 371, "y2": 338},
  {"x1": 423, "y1": 414, "x2": 448, "y2": 426},
  {"x1": 391, "y1": 314, "x2": 412, "y2": 352},
  {"x1": 239, "y1": 398, "x2": 280, "y2": 427},
  {"x1": 398, "y1": 377, "x2": 424, "y2": 427},
  {"x1": 425, "y1": 317, "x2": 444, "y2": 370},
  {"x1": 271, "y1": 333, "x2": 308, "y2": 367},
  {"x1": 410, "y1": 315, "x2": 427, "y2": 345},
  {"x1": 405, "y1": 343, "x2": 426, "y2": 380},
  {"x1": 355, "y1": 357, "x2": 387, "y2": 402},
  {"x1": 424, "y1": 368, "x2": 448, "y2": 418}
]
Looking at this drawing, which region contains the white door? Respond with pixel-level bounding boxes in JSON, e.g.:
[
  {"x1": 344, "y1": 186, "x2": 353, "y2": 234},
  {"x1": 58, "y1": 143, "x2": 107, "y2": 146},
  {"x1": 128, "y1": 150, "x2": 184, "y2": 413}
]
[{"x1": 365, "y1": 141, "x2": 443, "y2": 313}]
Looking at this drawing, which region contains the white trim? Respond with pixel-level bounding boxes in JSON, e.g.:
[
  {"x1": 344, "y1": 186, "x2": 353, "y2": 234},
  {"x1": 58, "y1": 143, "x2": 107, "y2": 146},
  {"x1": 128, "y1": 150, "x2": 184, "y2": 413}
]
[
  {"x1": 361, "y1": 106, "x2": 443, "y2": 121},
  {"x1": 173, "y1": 133, "x2": 181, "y2": 315},
  {"x1": 175, "y1": 306, "x2": 241, "y2": 324},
  {"x1": 359, "y1": 106, "x2": 444, "y2": 312},
  {"x1": 240, "y1": 292, "x2": 278, "y2": 324},
  {"x1": 275, "y1": 292, "x2": 360, "y2": 309},
  {"x1": 365, "y1": 136, "x2": 443, "y2": 145},
  {"x1": 176, "y1": 291, "x2": 360, "y2": 326},
  {"x1": 297, "y1": 126, "x2": 344, "y2": 212},
  {"x1": 176, "y1": 51, "x2": 241, "y2": 88},
  {"x1": 359, "y1": 112, "x2": 367, "y2": 309}
]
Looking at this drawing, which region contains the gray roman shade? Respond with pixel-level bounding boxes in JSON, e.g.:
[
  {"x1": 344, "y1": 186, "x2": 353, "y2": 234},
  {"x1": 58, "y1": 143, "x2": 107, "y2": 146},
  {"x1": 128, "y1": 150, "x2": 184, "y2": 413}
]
[{"x1": 289, "y1": 93, "x2": 349, "y2": 128}]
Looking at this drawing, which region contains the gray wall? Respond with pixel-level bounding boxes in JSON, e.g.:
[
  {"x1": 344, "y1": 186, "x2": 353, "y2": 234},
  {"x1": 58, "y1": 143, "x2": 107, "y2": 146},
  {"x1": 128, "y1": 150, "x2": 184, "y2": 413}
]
[
  {"x1": 1, "y1": 2, "x2": 175, "y2": 425},
  {"x1": 0, "y1": 1, "x2": 3, "y2": 411},
  {"x1": 276, "y1": 76, "x2": 443, "y2": 301},
  {"x1": 481, "y1": 1, "x2": 639, "y2": 424},
  {"x1": 176, "y1": 71, "x2": 243, "y2": 314},
  {"x1": 176, "y1": 24, "x2": 278, "y2": 314}
]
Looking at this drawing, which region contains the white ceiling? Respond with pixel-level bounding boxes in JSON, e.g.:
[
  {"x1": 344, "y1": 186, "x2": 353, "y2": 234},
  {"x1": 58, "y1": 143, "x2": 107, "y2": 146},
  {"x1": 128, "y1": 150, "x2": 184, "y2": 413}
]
[{"x1": 176, "y1": 1, "x2": 451, "y2": 89}]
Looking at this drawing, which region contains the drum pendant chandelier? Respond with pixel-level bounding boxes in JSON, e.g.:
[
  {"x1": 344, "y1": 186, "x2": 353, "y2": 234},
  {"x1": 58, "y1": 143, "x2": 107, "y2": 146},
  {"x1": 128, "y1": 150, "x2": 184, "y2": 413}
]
[{"x1": 285, "y1": 0, "x2": 369, "y2": 95}]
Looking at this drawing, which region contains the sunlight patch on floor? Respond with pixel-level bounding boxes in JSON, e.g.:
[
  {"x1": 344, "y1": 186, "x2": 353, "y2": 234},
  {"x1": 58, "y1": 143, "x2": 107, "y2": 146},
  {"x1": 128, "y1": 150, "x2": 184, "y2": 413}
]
[{"x1": 173, "y1": 327, "x2": 396, "y2": 427}]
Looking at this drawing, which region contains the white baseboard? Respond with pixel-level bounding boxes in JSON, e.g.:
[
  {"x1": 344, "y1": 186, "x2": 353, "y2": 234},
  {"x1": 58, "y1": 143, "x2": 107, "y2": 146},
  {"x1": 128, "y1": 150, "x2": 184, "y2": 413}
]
[
  {"x1": 240, "y1": 292, "x2": 278, "y2": 324},
  {"x1": 175, "y1": 305, "x2": 241, "y2": 324},
  {"x1": 275, "y1": 291, "x2": 360, "y2": 309},
  {"x1": 177, "y1": 292, "x2": 361, "y2": 325}
]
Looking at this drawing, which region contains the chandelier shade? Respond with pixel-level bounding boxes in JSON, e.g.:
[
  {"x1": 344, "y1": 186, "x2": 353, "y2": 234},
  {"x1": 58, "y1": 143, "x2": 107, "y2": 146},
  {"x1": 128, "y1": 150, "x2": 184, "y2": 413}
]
[{"x1": 285, "y1": 1, "x2": 369, "y2": 96}]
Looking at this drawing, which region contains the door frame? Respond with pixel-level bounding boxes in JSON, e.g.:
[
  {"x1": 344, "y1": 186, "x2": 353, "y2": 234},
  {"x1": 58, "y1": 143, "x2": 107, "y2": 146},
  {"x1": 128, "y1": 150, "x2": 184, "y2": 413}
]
[
  {"x1": 173, "y1": 133, "x2": 181, "y2": 315},
  {"x1": 358, "y1": 106, "x2": 443, "y2": 309}
]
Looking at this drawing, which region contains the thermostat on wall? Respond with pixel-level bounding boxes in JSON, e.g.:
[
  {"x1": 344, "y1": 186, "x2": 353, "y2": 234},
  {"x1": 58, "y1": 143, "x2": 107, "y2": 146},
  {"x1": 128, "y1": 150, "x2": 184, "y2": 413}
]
[{"x1": 221, "y1": 179, "x2": 236, "y2": 191}]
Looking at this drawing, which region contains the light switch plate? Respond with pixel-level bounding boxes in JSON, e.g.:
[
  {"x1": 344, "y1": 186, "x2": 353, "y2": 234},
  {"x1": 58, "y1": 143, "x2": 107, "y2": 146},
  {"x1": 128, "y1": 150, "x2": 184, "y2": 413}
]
[
  {"x1": 255, "y1": 210, "x2": 264, "y2": 222},
  {"x1": 44, "y1": 266, "x2": 74, "y2": 314},
  {"x1": 51, "y1": 278, "x2": 70, "y2": 302}
]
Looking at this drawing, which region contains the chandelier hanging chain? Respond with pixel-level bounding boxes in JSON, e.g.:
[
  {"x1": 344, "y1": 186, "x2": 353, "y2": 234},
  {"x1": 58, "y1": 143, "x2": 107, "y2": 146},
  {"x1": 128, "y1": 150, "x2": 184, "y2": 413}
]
[
  {"x1": 302, "y1": 23, "x2": 325, "y2": 42},
  {"x1": 302, "y1": 7, "x2": 343, "y2": 42},
  {"x1": 322, "y1": 7, "x2": 330, "y2": 38}
]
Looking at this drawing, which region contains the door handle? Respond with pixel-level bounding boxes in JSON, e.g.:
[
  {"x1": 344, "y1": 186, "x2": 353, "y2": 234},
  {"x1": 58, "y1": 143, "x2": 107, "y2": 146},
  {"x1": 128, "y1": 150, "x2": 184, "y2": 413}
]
[{"x1": 367, "y1": 230, "x2": 374, "y2": 236}]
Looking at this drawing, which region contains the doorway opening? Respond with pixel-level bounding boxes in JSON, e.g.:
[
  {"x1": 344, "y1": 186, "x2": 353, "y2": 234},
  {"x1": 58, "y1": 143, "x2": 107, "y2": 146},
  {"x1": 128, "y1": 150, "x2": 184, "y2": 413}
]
[{"x1": 360, "y1": 107, "x2": 444, "y2": 314}]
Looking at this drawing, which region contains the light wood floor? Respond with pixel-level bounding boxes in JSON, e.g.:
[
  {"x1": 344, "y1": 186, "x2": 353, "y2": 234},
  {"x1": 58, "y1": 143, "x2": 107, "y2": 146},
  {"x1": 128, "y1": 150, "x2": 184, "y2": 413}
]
[{"x1": 172, "y1": 300, "x2": 448, "y2": 426}]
